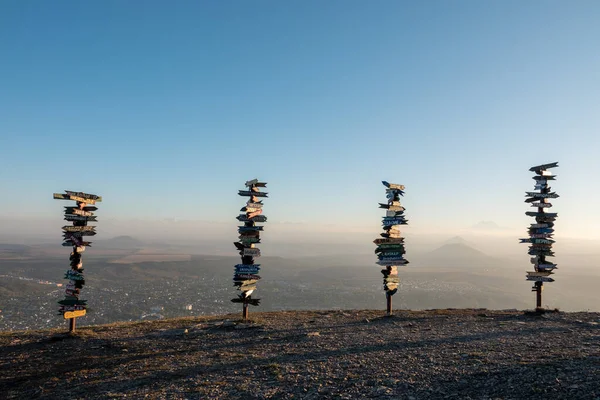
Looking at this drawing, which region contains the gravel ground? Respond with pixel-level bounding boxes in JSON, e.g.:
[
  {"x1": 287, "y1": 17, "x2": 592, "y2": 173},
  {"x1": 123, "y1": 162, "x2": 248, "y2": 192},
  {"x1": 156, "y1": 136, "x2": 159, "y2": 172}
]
[{"x1": 1, "y1": 309, "x2": 600, "y2": 399}]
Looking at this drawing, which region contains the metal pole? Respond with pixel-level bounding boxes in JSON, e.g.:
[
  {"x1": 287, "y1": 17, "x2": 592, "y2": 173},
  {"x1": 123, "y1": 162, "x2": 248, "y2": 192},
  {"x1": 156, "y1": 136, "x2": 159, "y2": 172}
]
[
  {"x1": 69, "y1": 317, "x2": 76, "y2": 333},
  {"x1": 386, "y1": 293, "x2": 392, "y2": 316}
]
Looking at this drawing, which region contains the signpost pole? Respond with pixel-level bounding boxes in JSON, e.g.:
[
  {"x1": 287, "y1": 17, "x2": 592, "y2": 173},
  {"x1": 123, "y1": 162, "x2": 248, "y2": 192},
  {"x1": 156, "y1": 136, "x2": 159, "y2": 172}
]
[
  {"x1": 536, "y1": 198, "x2": 544, "y2": 310},
  {"x1": 375, "y1": 181, "x2": 408, "y2": 317},
  {"x1": 521, "y1": 162, "x2": 558, "y2": 312},
  {"x1": 536, "y1": 282, "x2": 543, "y2": 309},
  {"x1": 243, "y1": 301, "x2": 249, "y2": 321},
  {"x1": 232, "y1": 179, "x2": 268, "y2": 322},
  {"x1": 54, "y1": 190, "x2": 101, "y2": 334},
  {"x1": 386, "y1": 293, "x2": 392, "y2": 316}
]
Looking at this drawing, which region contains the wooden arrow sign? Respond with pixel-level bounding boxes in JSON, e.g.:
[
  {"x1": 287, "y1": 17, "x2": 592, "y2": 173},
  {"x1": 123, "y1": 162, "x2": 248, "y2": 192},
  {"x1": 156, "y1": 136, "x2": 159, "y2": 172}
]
[
  {"x1": 54, "y1": 193, "x2": 97, "y2": 204},
  {"x1": 231, "y1": 297, "x2": 260, "y2": 305},
  {"x1": 382, "y1": 181, "x2": 405, "y2": 190},
  {"x1": 239, "y1": 231, "x2": 260, "y2": 239},
  {"x1": 247, "y1": 210, "x2": 263, "y2": 219},
  {"x1": 237, "y1": 214, "x2": 267, "y2": 222},
  {"x1": 63, "y1": 225, "x2": 96, "y2": 232},
  {"x1": 238, "y1": 190, "x2": 268, "y2": 197},
  {"x1": 239, "y1": 237, "x2": 260, "y2": 244},
  {"x1": 382, "y1": 218, "x2": 408, "y2": 226},
  {"x1": 527, "y1": 271, "x2": 554, "y2": 277},
  {"x1": 528, "y1": 246, "x2": 555, "y2": 252},
  {"x1": 65, "y1": 214, "x2": 98, "y2": 222},
  {"x1": 533, "y1": 238, "x2": 554, "y2": 244},
  {"x1": 234, "y1": 278, "x2": 260, "y2": 285},
  {"x1": 529, "y1": 233, "x2": 553, "y2": 239},
  {"x1": 533, "y1": 175, "x2": 556, "y2": 181},
  {"x1": 65, "y1": 208, "x2": 96, "y2": 216},
  {"x1": 386, "y1": 210, "x2": 405, "y2": 217},
  {"x1": 375, "y1": 246, "x2": 405, "y2": 254},
  {"x1": 376, "y1": 243, "x2": 405, "y2": 250},
  {"x1": 243, "y1": 248, "x2": 261, "y2": 257},
  {"x1": 529, "y1": 227, "x2": 554, "y2": 233},
  {"x1": 528, "y1": 251, "x2": 555, "y2": 258},
  {"x1": 63, "y1": 230, "x2": 96, "y2": 238},
  {"x1": 528, "y1": 228, "x2": 554, "y2": 235},
  {"x1": 378, "y1": 251, "x2": 405, "y2": 258},
  {"x1": 234, "y1": 274, "x2": 261, "y2": 280},
  {"x1": 529, "y1": 162, "x2": 559, "y2": 172},
  {"x1": 525, "y1": 192, "x2": 559, "y2": 198},
  {"x1": 535, "y1": 215, "x2": 557, "y2": 221},
  {"x1": 377, "y1": 259, "x2": 409, "y2": 266},
  {"x1": 58, "y1": 298, "x2": 87, "y2": 306},
  {"x1": 64, "y1": 191, "x2": 102, "y2": 201},
  {"x1": 526, "y1": 275, "x2": 555, "y2": 282},
  {"x1": 64, "y1": 272, "x2": 84, "y2": 281},
  {"x1": 373, "y1": 237, "x2": 404, "y2": 245},
  {"x1": 529, "y1": 223, "x2": 553, "y2": 228},
  {"x1": 235, "y1": 263, "x2": 261, "y2": 270},
  {"x1": 235, "y1": 268, "x2": 260, "y2": 274},
  {"x1": 238, "y1": 226, "x2": 264, "y2": 232},
  {"x1": 531, "y1": 203, "x2": 552, "y2": 208},
  {"x1": 63, "y1": 310, "x2": 86, "y2": 319},
  {"x1": 245, "y1": 202, "x2": 264, "y2": 209},
  {"x1": 378, "y1": 254, "x2": 407, "y2": 261},
  {"x1": 529, "y1": 245, "x2": 553, "y2": 251},
  {"x1": 59, "y1": 305, "x2": 86, "y2": 311},
  {"x1": 526, "y1": 212, "x2": 558, "y2": 218}
]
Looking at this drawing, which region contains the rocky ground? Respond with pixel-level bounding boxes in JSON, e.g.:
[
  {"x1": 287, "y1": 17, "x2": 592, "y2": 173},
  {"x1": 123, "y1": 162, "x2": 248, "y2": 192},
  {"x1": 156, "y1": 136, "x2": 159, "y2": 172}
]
[{"x1": 1, "y1": 309, "x2": 600, "y2": 399}]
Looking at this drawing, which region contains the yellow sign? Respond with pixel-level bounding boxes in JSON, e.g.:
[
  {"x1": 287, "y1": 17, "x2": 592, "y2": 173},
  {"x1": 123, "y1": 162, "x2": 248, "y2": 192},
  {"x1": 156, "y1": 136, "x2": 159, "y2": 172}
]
[{"x1": 64, "y1": 309, "x2": 86, "y2": 319}]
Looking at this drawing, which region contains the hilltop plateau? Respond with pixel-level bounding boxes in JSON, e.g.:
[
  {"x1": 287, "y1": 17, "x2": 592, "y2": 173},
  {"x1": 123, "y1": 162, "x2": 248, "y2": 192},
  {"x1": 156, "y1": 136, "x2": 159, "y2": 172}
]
[{"x1": 1, "y1": 309, "x2": 600, "y2": 399}]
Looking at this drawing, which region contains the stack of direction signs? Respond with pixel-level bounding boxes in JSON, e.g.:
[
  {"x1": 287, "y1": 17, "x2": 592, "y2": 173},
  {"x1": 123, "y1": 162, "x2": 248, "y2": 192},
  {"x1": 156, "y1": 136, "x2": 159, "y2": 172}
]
[
  {"x1": 520, "y1": 162, "x2": 559, "y2": 287},
  {"x1": 232, "y1": 179, "x2": 268, "y2": 307},
  {"x1": 374, "y1": 181, "x2": 409, "y2": 297},
  {"x1": 53, "y1": 191, "x2": 102, "y2": 319}
]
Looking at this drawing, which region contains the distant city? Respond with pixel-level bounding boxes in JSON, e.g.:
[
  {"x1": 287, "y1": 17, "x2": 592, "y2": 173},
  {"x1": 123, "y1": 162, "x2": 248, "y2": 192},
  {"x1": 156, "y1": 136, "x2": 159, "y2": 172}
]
[{"x1": 1, "y1": 232, "x2": 600, "y2": 331}]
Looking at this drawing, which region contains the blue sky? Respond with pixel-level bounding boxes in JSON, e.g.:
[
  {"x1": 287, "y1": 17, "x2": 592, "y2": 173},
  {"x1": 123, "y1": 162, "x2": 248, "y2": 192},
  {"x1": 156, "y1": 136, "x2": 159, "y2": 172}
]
[{"x1": 1, "y1": 1, "x2": 599, "y2": 239}]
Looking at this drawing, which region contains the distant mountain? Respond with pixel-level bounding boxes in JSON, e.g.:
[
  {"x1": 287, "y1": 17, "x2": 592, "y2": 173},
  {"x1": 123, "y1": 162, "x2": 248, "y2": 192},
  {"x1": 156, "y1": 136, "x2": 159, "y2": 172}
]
[
  {"x1": 428, "y1": 243, "x2": 487, "y2": 259},
  {"x1": 415, "y1": 242, "x2": 503, "y2": 269},
  {"x1": 443, "y1": 236, "x2": 477, "y2": 247},
  {"x1": 0, "y1": 243, "x2": 32, "y2": 259},
  {"x1": 96, "y1": 236, "x2": 144, "y2": 250}
]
